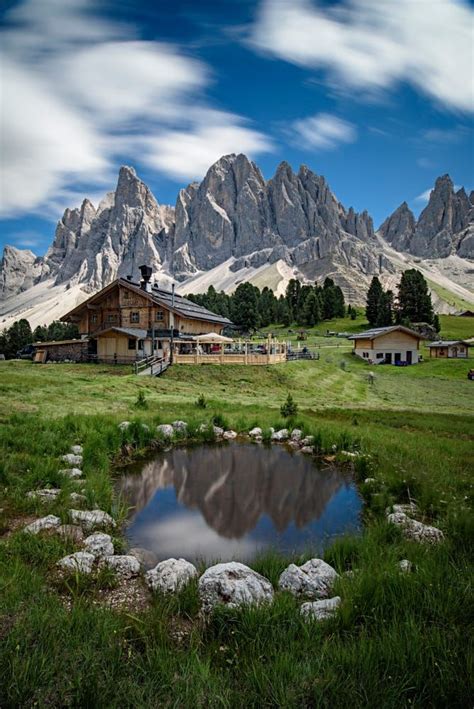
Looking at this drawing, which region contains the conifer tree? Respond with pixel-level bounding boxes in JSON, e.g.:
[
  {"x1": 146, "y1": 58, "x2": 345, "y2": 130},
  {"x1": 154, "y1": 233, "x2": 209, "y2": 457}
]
[
  {"x1": 397, "y1": 269, "x2": 434, "y2": 324},
  {"x1": 366, "y1": 276, "x2": 383, "y2": 326}
]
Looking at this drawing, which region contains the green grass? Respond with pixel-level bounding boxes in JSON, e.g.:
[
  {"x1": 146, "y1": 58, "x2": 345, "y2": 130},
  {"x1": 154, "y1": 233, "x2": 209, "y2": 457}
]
[
  {"x1": 427, "y1": 278, "x2": 474, "y2": 312},
  {"x1": 0, "y1": 315, "x2": 473, "y2": 707}
]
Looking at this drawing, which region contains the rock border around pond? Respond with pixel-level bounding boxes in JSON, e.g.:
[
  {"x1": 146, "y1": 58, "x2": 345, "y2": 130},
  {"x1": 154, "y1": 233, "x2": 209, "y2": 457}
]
[{"x1": 16, "y1": 428, "x2": 444, "y2": 622}]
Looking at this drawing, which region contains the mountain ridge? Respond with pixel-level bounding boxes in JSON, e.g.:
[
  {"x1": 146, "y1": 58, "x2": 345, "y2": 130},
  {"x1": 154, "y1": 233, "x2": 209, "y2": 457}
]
[{"x1": 1, "y1": 155, "x2": 473, "y2": 328}]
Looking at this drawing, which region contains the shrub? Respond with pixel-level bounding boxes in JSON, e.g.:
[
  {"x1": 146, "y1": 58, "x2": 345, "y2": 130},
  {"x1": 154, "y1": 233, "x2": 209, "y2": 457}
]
[
  {"x1": 196, "y1": 393, "x2": 207, "y2": 408},
  {"x1": 134, "y1": 390, "x2": 148, "y2": 409},
  {"x1": 280, "y1": 393, "x2": 298, "y2": 418},
  {"x1": 212, "y1": 413, "x2": 228, "y2": 429}
]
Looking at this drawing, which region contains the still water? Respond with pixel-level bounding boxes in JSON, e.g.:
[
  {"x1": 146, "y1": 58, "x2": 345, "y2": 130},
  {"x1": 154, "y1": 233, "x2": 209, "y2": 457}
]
[{"x1": 117, "y1": 443, "x2": 362, "y2": 564}]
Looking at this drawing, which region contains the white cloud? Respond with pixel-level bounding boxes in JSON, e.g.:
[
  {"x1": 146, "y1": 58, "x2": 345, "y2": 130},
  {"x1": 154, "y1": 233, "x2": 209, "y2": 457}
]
[
  {"x1": 415, "y1": 183, "x2": 461, "y2": 203},
  {"x1": 292, "y1": 113, "x2": 357, "y2": 150},
  {"x1": 415, "y1": 188, "x2": 434, "y2": 204},
  {"x1": 141, "y1": 111, "x2": 273, "y2": 180},
  {"x1": 250, "y1": 0, "x2": 474, "y2": 112},
  {"x1": 0, "y1": 0, "x2": 271, "y2": 217}
]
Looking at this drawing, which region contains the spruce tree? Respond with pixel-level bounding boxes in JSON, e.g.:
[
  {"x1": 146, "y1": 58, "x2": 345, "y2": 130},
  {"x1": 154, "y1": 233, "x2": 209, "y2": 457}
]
[
  {"x1": 376, "y1": 290, "x2": 393, "y2": 327},
  {"x1": 397, "y1": 270, "x2": 435, "y2": 324},
  {"x1": 366, "y1": 276, "x2": 383, "y2": 326}
]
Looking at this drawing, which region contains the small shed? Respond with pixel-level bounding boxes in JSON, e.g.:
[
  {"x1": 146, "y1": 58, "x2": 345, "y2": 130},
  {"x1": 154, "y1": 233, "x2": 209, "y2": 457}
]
[
  {"x1": 348, "y1": 325, "x2": 424, "y2": 365},
  {"x1": 427, "y1": 340, "x2": 470, "y2": 359},
  {"x1": 33, "y1": 339, "x2": 89, "y2": 363}
]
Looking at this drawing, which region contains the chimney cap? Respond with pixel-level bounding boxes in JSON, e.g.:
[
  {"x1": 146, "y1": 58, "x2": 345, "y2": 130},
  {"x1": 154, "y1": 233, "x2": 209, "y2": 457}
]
[
  {"x1": 139, "y1": 264, "x2": 152, "y2": 281},
  {"x1": 126, "y1": 275, "x2": 132, "y2": 281}
]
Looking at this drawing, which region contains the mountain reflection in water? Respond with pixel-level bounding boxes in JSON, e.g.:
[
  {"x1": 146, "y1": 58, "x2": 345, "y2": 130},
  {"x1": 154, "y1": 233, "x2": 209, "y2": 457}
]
[{"x1": 117, "y1": 443, "x2": 362, "y2": 563}]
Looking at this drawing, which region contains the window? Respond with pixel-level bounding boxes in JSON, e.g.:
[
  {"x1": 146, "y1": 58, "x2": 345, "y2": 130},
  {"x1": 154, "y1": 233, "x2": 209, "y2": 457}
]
[
  {"x1": 123, "y1": 291, "x2": 129, "y2": 299},
  {"x1": 91, "y1": 314, "x2": 98, "y2": 324},
  {"x1": 128, "y1": 339, "x2": 136, "y2": 350},
  {"x1": 362, "y1": 352, "x2": 369, "y2": 358},
  {"x1": 107, "y1": 313, "x2": 117, "y2": 323},
  {"x1": 138, "y1": 340, "x2": 144, "y2": 350},
  {"x1": 131, "y1": 312, "x2": 140, "y2": 323},
  {"x1": 155, "y1": 310, "x2": 164, "y2": 321},
  {"x1": 376, "y1": 352, "x2": 384, "y2": 359}
]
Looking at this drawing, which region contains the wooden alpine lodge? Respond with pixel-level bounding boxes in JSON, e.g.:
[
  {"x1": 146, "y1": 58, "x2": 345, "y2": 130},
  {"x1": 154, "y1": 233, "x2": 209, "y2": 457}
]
[{"x1": 33, "y1": 265, "x2": 287, "y2": 373}]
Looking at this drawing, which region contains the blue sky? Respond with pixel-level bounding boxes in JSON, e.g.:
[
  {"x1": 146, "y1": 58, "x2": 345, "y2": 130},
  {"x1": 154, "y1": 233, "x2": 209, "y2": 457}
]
[{"x1": 1, "y1": 0, "x2": 473, "y2": 256}]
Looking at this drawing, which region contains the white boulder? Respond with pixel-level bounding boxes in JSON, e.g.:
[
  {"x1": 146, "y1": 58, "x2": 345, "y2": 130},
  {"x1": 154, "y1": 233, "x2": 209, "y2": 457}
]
[
  {"x1": 279, "y1": 559, "x2": 339, "y2": 599},
  {"x1": 104, "y1": 555, "x2": 141, "y2": 579},
  {"x1": 249, "y1": 427, "x2": 262, "y2": 438},
  {"x1": 271, "y1": 429, "x2": 289, "y2": 442},
  {"x1": 172, "y1": 420, "x2": 188, "y2": 433},
  {"x1": 387, "y1": 512, "x2": 444, "y2": 544},
  {"x1": 58, "y1": 551, "x2": 95, "y2": 574},
  {"x1": 118, "y1": 421, "x2": 131, "y2": 431},
  {"x1": 71, "y1": 445, "x2": 83, "y2": 455},
  {"x1": 84, "y1": 532, "x2": 114, "y2": 558},
  {"x1": 62, "y1": 453, "x2": 83, "y2": 466},
  {"x1": 213, "y1": 426, "x2": 224, "y2": 437},
  {"x1": 301, "y1": 436, "x2": 314, "y2": 446},
  {"x1": 157, "y1": 424, "x2": 174, "y2": 439},
  {"x1": 59, "y1": 468, "x2": 83, "y2": 479},
  {"x1": 399, "y1": 559, "x2": 414, "y2": 573},
  {"x1": 300, "y1": 596, "x2": 341, "y2": 621},
  {"x1": 146, "y1": 558, "x2": 198, "y2": 593},
  {"x1": 300, "y1": 446, "x2": 314, "y2": 455},
  {"x1": 291, "y1": 429, "x2": 303, "y2": 442},
  {"x1": 198, "y1": 562, "x2": 274, "y2": 613},
  {"x1": 223, "y1": 430, "x2": 237, "y2": 440},
  {"x1": 387, "y1": 502, "x2": 419, "y2": 516},
  {"x1": 68, "y1": 509, "x2": 116, "y2": 531},
  {"x1": 24, "y1": 515, "x2": 61, "y2": 534},
  {"x1": 27, "y1": 488, "x2": 61, "y2": 502}
]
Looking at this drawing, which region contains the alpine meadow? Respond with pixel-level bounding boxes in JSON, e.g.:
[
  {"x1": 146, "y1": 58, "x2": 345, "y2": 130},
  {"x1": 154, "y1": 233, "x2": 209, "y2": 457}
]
[{"x1": 0, "y1": 0, "x2": 473, "y2": 707}]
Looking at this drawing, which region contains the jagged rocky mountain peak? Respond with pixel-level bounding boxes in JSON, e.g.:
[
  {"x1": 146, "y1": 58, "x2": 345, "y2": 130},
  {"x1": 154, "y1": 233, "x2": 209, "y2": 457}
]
[{"x1": 0, "y1": 157, "x2": 472, "y2": 314}]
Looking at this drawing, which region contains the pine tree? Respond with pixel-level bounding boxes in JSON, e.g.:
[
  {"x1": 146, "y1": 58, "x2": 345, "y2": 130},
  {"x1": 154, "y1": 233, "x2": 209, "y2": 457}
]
[
  {"x1": 231, "y1": 282, "x2": 260, "y2": 331},
  {"x1": 376, "y1": 290, "x2": 393, "y2": 327},
  {"x1": 397, "y1": 270, "x2": 435, "y2": 324},
  {"x1": 366, "y1": 276, "x2": 383, "y2": 326}
]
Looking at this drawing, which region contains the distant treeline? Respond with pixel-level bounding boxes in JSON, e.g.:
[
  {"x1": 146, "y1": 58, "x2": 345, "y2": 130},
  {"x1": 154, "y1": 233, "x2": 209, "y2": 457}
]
[
  {"x1": 187, "y1": 278, "x2": 347, "y2": 331},
  {"x1": 0, "y1": 320, "x2": 79, "y2": 359}
]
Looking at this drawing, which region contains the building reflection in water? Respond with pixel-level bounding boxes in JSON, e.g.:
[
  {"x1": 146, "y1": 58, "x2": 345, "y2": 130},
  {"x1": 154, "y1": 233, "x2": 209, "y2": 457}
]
[{"x1": 117, "y1": 443, "x2": 362, "y2": 563}]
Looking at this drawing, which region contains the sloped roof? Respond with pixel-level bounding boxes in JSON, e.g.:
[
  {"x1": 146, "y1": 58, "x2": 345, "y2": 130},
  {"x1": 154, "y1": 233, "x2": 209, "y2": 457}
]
[
  {"x1": 95, "y1": 326, "x2": 148, "y2": 339},
  {"x1": 61, "y1": 277, "x2": 232, "y2": 326},
  {"x1": 427, "y1": 340, "x2": 470, "y2": 347},
  {"x1": 348, "y1": 325, "x2": 424, "y2": 341}
]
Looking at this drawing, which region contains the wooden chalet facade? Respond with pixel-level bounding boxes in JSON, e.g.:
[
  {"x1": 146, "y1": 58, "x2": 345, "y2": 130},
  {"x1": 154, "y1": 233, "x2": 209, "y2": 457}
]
[
  {"x1": 59, "y1": 266, "x2": 232, "y2": 364},
  {"x1": 348, "y1": 325, "x2": 424, "y2": 365},
  {"x1": 427, "y1": 340, "x2": 470, "y2": 359}
]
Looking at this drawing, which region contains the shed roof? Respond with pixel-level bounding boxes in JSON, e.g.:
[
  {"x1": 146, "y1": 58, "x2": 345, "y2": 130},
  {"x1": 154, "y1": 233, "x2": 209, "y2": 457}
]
[
  {"x1": 348, "y1": 325, "x2": 424, "y2": 341},
  {"x1": 95, "y1": 326, "x2": 148, "y2": 339},
  {"x1": 427, "y1": 340, "x2": 470, "y2": 347}
]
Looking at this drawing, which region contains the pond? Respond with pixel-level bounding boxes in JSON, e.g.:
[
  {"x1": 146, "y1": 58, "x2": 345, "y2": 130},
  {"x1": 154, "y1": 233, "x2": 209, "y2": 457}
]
[{"x1": 117, "y1": 442, "x2": 362, "y2": 564}]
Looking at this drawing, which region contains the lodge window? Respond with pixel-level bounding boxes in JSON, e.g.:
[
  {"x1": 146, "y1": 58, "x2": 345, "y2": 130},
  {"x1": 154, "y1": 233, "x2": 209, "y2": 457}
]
[
  {"x1": 107, "y1": 314, "x2": 117, "y2": 323},
  {"x1": 362, "y1": 352, "x2": 369, "y2": 358},
  {"x1": 376, "y1": 353, "x2": 384, "y2": 359},
  {"x1": 123, "y1": 291, "x2": 129, "y2": 299},
  {"x1": 91, "y1": 314, "x2": 97, "y2": 324},
  {"x1": 138, "y1": 339, "x2": 144, "y2": 349},
  {"x1": 131, "y1": 312, "x2": 140, "y2": 323},
  {"x1": 155, "y1": 310, "x2": 164, "y2": 321},
  {"x1": 128, "y1": 339, "x2": 136, "y2": 350},
  {"x1": 459, "y1": 347, "x2": 465, "y2": 353}
]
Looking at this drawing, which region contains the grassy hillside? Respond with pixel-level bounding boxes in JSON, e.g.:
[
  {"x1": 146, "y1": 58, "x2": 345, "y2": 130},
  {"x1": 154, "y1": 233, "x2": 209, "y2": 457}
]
[{"x1": 0, "y1": 317, "x2": 472, "y2": 707}]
